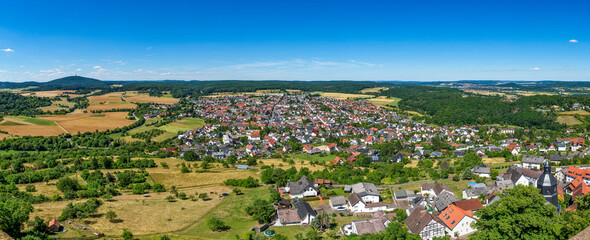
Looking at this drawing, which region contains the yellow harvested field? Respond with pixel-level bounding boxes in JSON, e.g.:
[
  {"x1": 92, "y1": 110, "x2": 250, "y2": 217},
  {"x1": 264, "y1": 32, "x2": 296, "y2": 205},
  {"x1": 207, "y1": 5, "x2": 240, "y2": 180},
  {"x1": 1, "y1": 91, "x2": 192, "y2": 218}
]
[
  {"x1": 0, "y1": 125, "x2": 65, "y2": 136},
  {"x1": 41, "y1": 112, "x2": 134, "y2": 133},
  {"x1": 125, "y1": 95, "x2": 179, "y2": 104},
  {"x1": 464, "y1": 90, "x2": 507, "y2": 97},
  {"x1": 20, "y1": 90, "x2": 83, "y2": 98},
  {"x1": 149, "y1": 170, "x2": 257, "y2": 189},
  {"x1": 483, "y1": 157, "x2": 506, "y2": 165},
  {"x1": 259, "y1": 158, "x2": 326, "y2": 171},
  {"x1": 31, "y1": 185, "x2": 231, "y2": 237},
  {"x1": 147, "y1": 158, "x2": 258, "y2": 188},
  {"x1": 85, "y1": 92, "x2": 137, "y2": 111},
  {"x1": 366, "y1": 96, "x2": 400, "y2": 108},
  {"x1": 514, "y1": 91, "x2": 556, "y2": 96},
  {"x1": 559, "y1": 110, "x2": 590, "y2": 116},
  {"x1": 360, "y1": 87, "x2": 389, "y2": 93},
  {"x1": 406, "y1": 160, "x2": 419, "y2": 168},
  {"x1": 85, "y1": 103, "x2": 137, "y2": 111},
  {"x1": 17, "y1": 181, "x2": 62, "y2": 197},
  {"x1": 0, "y1": 133, "x2": 9, "y2": 140},
  {"x1": 312, "y1": 92, "x2": 373, "y2": 100},
  {"x1": 88, "y1": 92, "x2": 125, "y2": 103},
  {"x1": 557, "y1": 115, "x2": 582, "y2": 125}
]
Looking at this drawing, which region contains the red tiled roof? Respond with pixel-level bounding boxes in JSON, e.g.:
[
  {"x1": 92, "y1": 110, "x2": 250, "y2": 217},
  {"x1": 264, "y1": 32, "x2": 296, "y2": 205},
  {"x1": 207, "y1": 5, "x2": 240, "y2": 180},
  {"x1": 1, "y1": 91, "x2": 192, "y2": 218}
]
[
  {"x1": 438, "y1": 204, "x2": 473, "y2": 230},
  {"x1": 573, "y1": 182, "x2": 590, "y2": 200},
  {"x1": 566, "y1": 167, "x2": 590, "y2": 180}
]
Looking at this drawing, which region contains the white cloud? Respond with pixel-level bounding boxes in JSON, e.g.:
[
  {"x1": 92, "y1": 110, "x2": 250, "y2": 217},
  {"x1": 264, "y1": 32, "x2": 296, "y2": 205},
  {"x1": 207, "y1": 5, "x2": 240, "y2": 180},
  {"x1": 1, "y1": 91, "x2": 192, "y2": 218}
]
[
  {"x1": 0, "y1": 70, "x2": 7, "y2": 73},
  {"x1": 110, "y1": 60, "x2": 127, "y2": 65},
  {"x1": 529, "y1": 67, "x2": 540, "y2": 71},
  {"x1": 569, "y1": 39, "x2": 579, "y2": 43},
  {"x1": 145, "y1": 46, "x2": 152, "y2": 50},
  {"x1": 93, "y1": 66, "x2": 102, "y2": 69},
  {"x1": 0, "y1": 48, "x2": 15, "y2": 52},
  {"x1": 76, "y1": 68, "x2": 82, "y2": 71}
]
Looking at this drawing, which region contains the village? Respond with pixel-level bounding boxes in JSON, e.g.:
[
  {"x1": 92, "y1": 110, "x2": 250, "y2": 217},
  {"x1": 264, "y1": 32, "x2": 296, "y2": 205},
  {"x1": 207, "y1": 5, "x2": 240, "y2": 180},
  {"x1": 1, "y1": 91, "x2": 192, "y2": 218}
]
[{"x1": 167, "y1": 92, "x2": 590, "y2": 239}]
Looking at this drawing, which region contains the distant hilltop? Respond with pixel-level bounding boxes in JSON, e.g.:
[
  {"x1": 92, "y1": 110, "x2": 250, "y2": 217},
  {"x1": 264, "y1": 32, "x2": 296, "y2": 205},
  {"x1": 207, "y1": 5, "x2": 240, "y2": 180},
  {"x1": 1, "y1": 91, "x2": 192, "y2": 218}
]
[{"x1": 43, "y1": 76, "x2": 108, "y2": 88}]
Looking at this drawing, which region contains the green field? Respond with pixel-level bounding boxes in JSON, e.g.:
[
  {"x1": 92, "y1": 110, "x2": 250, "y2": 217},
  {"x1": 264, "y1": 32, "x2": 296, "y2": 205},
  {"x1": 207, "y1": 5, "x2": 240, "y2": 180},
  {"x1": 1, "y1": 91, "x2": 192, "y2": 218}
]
[
  {"x1": 293, "y1": 153, "x2": 337, "y2": 163},
  {"x1": 113, "y1": 118, "x2": 205, "y2": 143},
  {"x1": 176, "y1": 187, "x2": 271, "y2": 239},
  {"x1": 0, "y1": 121, "x2": 25, "y2": 125},
  {"x1": 14, "y1": 116, "x2": 57, "y2": 126}
]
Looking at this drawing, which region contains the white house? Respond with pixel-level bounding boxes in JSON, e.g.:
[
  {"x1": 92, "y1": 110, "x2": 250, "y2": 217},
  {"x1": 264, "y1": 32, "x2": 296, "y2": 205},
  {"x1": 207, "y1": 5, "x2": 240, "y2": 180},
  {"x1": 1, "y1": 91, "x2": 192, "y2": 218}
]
[
  {"x1": 405, "y1": 207, "x2": 447, "y2": 240},
  {"x1": 438, "y1": 204, "x2": 477, "y2": 237},
  {"x1": 285, "y1": 176, "x2": 319, "y2": 199},
  {"x1": 294, "y1": 201, "x2": 316, "y2": 224},
  {"x1": 351, "y1": 182, "x2": 381, "y2": 203},
  {"x1": 522, "y1": 155, "x2": 546, "y2": 170},
  {"x1": 347, "y1": 193, "x2": 388, "y2": 213},
  {"x1": 329, "y1": 196, "x2": 347, "y2": 210}
]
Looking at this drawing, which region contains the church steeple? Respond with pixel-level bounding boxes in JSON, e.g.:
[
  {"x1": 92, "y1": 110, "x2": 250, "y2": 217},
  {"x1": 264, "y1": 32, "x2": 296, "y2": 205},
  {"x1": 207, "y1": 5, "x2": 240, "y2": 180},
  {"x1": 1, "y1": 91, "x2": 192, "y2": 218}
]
[{"x1": 536, "y1": 160, "x2": 559, "y2": 211}]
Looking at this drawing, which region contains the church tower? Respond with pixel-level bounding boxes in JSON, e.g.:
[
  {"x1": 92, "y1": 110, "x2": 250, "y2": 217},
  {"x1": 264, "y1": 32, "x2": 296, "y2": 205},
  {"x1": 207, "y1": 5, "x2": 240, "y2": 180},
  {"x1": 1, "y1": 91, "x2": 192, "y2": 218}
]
[{"x1": 536, "y1": 160, "x2": 560, "y2": 211}]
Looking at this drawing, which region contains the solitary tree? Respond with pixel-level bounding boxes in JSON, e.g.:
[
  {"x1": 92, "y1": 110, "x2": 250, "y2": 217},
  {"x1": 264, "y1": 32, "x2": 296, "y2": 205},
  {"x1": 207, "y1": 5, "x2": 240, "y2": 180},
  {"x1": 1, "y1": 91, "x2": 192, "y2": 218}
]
[
  {"x1": 121, "y1": 229, "x2": 133, "y2": 240},
  {"x1": 105, "y1": 210, "x2": 117, "y2": 222},
  {"x1": 207, "y1": 217, "x2": 230, "y2": 231}
]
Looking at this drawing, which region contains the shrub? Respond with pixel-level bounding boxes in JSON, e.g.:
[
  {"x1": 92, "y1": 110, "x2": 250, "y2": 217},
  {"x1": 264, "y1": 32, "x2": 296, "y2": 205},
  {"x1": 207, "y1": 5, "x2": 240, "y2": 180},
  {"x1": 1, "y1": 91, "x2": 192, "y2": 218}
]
[
  {"x1": 25, "y1": 185, "x2": 36, "y2": 192},
  {"x1": 207, "y1": 217, "x2": 230, "y2": 231}
]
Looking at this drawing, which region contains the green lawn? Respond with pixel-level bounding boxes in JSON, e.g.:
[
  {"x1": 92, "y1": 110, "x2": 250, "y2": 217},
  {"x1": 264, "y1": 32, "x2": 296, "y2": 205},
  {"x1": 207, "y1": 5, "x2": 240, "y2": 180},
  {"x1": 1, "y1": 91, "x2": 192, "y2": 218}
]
[
  {"x1": 388, "y1": 179, "x2": 472, "y2": 197},
  {"x1": 293, "y1": 153, "x2": 337, "y2": 163},
  {"x1": 267, "y1": 226, "x2": 313, "y2": 238},
  {"x1": 175, "y1": 187, "x2": 271, "y2": 239}
]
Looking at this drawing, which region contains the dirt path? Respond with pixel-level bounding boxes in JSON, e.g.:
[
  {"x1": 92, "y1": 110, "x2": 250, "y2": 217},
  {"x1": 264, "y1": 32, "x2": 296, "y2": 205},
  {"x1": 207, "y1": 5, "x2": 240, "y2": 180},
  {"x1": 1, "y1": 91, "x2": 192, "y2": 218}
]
[{"x1": 55, "y1": 121, "x2": 69, "y2": 134}]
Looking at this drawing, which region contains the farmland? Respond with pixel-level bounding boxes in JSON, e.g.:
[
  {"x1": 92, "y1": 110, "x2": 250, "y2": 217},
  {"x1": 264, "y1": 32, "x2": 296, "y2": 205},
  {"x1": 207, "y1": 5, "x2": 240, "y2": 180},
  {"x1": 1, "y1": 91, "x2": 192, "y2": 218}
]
[
  {"x1": 360, "y1": 87, "x2": 389, "y2": 93},
  {"x1": 115, "y1": 118, "x2": 206, "y2": 142},
  {"x1": 0, "y1": 112, "x2": 135, "y2": 136},
  {"x1": 366, "y1": 96, "x2": 401, "y2": 108},
  {"x1": 38, "y1": 97, "x2": 77, "y2": 112},
  {"x1": 124, "y1": 91, "x2": 180, "y2": 105},
  {"x1": 41, "y1": 112, "x2": 135, "y2": 133},
  {"x1": 559, "y1": 110, "x2": 590, "y2": 116},
  {"x1": 557, "y1": 115, "x2": 583, "y2": 125},
  {"x1": 25, "y1": 156, "x2": 267, "y2": 239},
  {"x1": 19, "y1": 90, "x2": 83, "y2": 98},
  {"x1": 0, "y1": 116, "x2": 63, "y2": 136},
  {"x1": 86, "y1": 92, "x2": 137, "y2": 111},
  {"x1": 31, "y1": 185, "x2": 232, "y2": 237}
]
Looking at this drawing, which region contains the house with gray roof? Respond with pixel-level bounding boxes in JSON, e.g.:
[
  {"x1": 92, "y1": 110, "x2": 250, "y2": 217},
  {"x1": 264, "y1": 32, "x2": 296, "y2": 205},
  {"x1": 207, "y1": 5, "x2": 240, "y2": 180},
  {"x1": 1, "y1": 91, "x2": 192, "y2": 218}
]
[
  {"x1": 471, "y1": 164, "x2": 491, "y2": 178},
  {"x1": 522, "y1": 155, "x2": 546, "y2": 169},
  {"x1": 462, "y1": 186, "x2": 494, "y2": 200},
  {"x1": 433, "y1": 191, "x2": 459, "y2": 212},
  {"x1": 294, "y1": 200, "x2": 316, "y2": 224},
  {"x1": 329, "y1": 196, "x2": 347, "y2": 210},
  {"x1": 351, "y1": 182, "x2": 381, "y2": 203},
  {"x1": 285, "y1": 176, "x2": 319, "y2": 199}
]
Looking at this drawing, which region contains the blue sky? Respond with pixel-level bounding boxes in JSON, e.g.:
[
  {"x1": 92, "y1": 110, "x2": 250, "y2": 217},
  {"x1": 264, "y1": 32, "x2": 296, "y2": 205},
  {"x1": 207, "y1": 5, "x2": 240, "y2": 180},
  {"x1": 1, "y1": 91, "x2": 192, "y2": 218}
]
[{"x1": 0, "y1": 0, "x2": 588, "y2": 82}]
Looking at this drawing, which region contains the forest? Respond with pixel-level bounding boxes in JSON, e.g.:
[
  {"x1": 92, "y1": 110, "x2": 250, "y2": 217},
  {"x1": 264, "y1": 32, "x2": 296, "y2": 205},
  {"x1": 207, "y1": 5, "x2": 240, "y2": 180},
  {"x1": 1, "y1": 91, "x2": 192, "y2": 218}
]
[
  {"x1": 0, "y1": 92, "x2": 52, "y2": 116},
  {"x1": 378, "y1": 86, "x2": 584, "y2": 130}
]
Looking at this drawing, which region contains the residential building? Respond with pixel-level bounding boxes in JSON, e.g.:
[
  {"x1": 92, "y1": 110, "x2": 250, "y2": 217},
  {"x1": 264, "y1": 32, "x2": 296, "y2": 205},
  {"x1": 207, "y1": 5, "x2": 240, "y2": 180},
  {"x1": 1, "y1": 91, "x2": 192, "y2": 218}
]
[
  {"x1": 405, "y1": 207, "x2": 447, "y2": 240},
  {"x1": 285, "y1": 176, "x2": 319, "y2": 199},
  {"x1": 438, "y1": 204, "x2": 477, "y2": 237}
]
